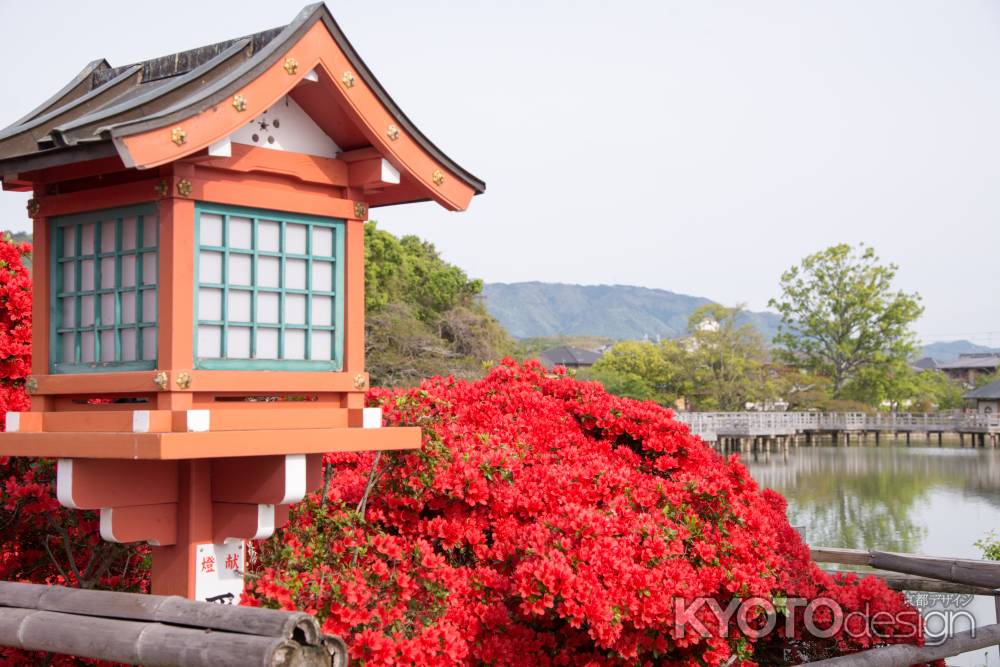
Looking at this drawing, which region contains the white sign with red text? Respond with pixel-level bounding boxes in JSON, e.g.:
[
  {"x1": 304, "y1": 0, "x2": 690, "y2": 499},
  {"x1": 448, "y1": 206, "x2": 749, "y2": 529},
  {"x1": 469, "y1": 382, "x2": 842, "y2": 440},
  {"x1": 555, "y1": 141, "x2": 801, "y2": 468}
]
[{"x1": 195, "y1": 542, "x2": 245, "y2": 605}]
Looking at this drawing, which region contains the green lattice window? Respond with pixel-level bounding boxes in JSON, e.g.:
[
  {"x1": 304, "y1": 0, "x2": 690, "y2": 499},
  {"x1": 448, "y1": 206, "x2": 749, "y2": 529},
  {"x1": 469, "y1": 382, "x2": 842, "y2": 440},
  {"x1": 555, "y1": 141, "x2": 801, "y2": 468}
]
[
  {"x1": 51, "y1": 204, "x2": 159, "y2": 374},
  {"x1": 194, "y1": 204, "x2": 345, "y2": 370}
]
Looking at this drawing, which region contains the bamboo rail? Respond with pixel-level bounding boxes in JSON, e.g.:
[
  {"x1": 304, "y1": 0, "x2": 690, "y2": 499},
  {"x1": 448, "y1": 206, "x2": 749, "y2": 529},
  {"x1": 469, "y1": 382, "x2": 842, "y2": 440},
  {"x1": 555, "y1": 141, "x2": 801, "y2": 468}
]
[
  {"x1": 822, "y1": 568, "x2": 994, "y2": 596},
  {"x1": 677, "y1": 410, "x2": 1000, "y2": 443},
  {"x1": 811, "y1": 547, "x2": 1000, "y2": 590},
  {"x1": 801, "y1": 622, "x2": 1000, "y2": 666},
  {"x1": 0, "y1": 582, "x2": 347, "y2": 667},
  {"x1": 803, "y1": 546, "x2": 1000, "y2": 666}
]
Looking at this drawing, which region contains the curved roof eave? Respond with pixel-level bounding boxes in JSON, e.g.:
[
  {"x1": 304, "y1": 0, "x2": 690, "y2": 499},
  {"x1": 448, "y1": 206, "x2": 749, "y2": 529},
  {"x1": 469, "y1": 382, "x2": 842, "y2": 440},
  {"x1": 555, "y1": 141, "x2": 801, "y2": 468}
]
[
  {"x1": 51, "y1": 39, "x2": 252, "y2": 146},
  {"x1": 0, "y1": 3, "x2": 484, "y2": 199},
  {"x1": 2, "y1": 59, "x2": 110, "y2": 131},
  {"x1": 101, "y1": 4, "x2": 324, "y2": 140},
  {"x1": 103, "y1": 3, "x2": 485, "y2": 195},
  {"x1": 316, "y1": 11, "x2": 486, "y2": 195},
  {"x1": 0, "y1": 65, "x2": 142, "y2": 144}
]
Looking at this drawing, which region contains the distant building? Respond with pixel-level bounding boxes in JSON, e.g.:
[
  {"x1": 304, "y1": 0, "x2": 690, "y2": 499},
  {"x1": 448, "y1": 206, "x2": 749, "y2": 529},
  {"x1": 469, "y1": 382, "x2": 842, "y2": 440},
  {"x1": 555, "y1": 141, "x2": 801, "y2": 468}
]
[
  {"x1": 937, "y1": 354, "x2": 1000, "y2": 384},
  {"x1": 911, "y1": 357, "x2": 939, "y2": 371},
  {"x1": 965, "y1": 380, "x2": 1000, "y2": 415},
  {"x1": 540, "y1": 346, "x2": 603, "y2": 369}
]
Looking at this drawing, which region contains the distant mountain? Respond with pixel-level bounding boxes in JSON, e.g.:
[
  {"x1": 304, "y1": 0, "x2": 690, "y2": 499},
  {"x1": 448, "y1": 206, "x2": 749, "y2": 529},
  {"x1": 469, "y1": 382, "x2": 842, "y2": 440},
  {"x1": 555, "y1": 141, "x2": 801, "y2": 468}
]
[
  {"x1": 481, "y1": 282, "x2": 781, "y2": 341},
  {"x1": 919, "y1": 340, "x2": 1000, "y2": 363}
]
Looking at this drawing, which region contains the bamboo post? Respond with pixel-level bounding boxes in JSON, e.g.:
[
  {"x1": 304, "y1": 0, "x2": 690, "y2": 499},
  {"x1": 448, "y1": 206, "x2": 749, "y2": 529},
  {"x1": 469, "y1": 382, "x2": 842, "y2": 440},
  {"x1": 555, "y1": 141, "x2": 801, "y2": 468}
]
[
  {"x1": 869, "y1": 550, "x2": 1000, "y2": 589},
  {"x1": 0, "y1": 608, "x2": 308, "y2": 667},
  {"x1": 819, "y1": 568, "x2": 995, "y2": 595},
  {"x1": 800, "y1": 622, "x2": 1000, "y2": 666},
  {"x1": 811, "y1": 547, "x2": 1000, "y2": 589},
  {"x1": 0, "y1": 582, "x2": 320, "y2": 643},
  {"x1": 0, "y1": 582, "x2": 347, "y2": 667}
]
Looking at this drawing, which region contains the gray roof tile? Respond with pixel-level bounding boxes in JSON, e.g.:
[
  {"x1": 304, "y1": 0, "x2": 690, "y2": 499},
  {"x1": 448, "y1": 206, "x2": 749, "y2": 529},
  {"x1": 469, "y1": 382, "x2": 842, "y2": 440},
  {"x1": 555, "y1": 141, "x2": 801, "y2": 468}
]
[
  {"x1": 965, "y1": 379, "x2": 1000, "y2": 400},
  {"x1": 0, "y1": 3, "x2": 484, "y2": 198}
]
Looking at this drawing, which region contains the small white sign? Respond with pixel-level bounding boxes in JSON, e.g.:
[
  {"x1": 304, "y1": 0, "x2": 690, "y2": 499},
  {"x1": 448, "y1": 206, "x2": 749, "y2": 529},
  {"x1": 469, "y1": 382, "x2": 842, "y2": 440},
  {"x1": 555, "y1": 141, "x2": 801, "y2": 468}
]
[{"x1": 195, "y1": 542, "x2": 245, "y2": 605}]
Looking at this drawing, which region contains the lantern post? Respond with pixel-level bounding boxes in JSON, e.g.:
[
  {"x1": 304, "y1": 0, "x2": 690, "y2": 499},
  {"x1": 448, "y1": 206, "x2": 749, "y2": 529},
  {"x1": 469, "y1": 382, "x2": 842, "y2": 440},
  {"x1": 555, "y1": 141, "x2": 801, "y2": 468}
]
[{"x1": 0, "y1": 2, "x2": 484, "y2": 601}]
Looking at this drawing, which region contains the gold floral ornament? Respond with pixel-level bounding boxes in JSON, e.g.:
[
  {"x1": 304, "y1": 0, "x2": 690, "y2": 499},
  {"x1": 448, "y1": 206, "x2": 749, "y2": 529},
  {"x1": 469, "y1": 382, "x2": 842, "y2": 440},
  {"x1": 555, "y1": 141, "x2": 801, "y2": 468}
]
[
  {"x1": 386, "y1": 124, "x2": 400, "y2": 141},
  {"x1": 232, "y1": 94, "x2": 247, "y2": 112},
  {"x1": 170, "y1": 127, "x2": 187, "y2": 146},
  {"x1": 353, "y1": 202, "x2": 367, "y2": 219},
  {"x1": 175, "y1": 372, "x2": 192, "y2": 390},
  {"x1": 283, "y1": 57, "x2": 298, "y2": 75},
  {"x1": 353, "y1": 373, "x2": 367, "y2": 390},
  {"x1": 26, "y1": 199, "x2": 40, "y2": 217},
  {"x1": 25, "y1": 377, "x2": 38, "y2": 394},
  {"x1": 176, "y1": 179, "x2": 193, "y2": 197},
  {"x1": 432, "y1": 169, "x2": 445, "y2": 187},
  {"x1": 153, "y1": 372, "x2": 168, "y2": 390},
  {"x1": 154, "y1": 180, "x2": 169, "y2": 197},
  {"x1": 341, "y1": 71, "x2": 356, "y2": 88}
]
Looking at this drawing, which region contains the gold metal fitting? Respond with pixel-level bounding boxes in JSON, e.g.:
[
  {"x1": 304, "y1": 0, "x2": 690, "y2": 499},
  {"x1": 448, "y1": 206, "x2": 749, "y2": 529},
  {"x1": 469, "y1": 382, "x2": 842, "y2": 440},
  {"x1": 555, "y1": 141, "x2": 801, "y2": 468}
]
[
  {"x1": 432, "y1": 169, "x2": 445, "y2": 187},
  {"x1": 175, "y1": 372, "x2": 192, "y2": 390},
  {"x1": 353, "y1": 202, "x2": 367, "y2": 219},
  {"x1": 341, "y1": 71, "x2": 356, "y2": 88},
  {"x1": 353, "y1": 373, "x2": 367, "y2": 390},
  {"x1": 386, "y1": 124, "x2": 400, "y2": 141},
  {"x1": 24, "y1": 377, "x2": 38, "y2": 394},
  {"x1": 154, "y1": 180, "x2": 169, "y2": 197},
  {"x1": 284, "y1": 57, "x2": 298, "y2": 75},
  {"x1": 171, "y1": 127, "x2": 187, "y2": 146},
  {"x1": 232, "y1": 94, "x2": 248, "y2": 112},
  {"x1": 153, "y1": 372, "x2": 168, "y2": 390},
  {"x1": 176, "y1": 179, "x2": 193, "y2": 197},
  {"x1": 26, "y1": 199, "x2": 40, "y2": 216}
]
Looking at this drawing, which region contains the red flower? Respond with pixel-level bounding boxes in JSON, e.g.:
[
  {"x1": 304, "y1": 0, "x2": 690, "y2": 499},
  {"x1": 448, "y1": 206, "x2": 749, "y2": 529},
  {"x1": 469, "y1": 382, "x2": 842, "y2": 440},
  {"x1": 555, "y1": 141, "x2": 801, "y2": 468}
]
[{"x1": 247, "y1": 362, "x2": 931, "y2": 665}]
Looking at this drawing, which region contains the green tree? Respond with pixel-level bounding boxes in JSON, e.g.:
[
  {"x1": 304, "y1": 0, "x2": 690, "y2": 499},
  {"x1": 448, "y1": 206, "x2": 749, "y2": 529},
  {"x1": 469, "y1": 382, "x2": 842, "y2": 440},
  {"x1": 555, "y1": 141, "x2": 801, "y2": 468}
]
[
  {"x1": 845, "y1": 360, "x2": 964, "y2": 412},
  {"x1": 976, "y1": 532, "x2": 1000, "y2": 561},
  {"x1": 365, "y1": 224, "x2": 483, "y2": 321},
  {"x1": 588, "y1": 339, "x2": 688, "y2": 404},
  {"x1": 364, "y1": 222, "x2": 512, "y2": 385},
  {"x1": 769, "y1": 244, "x2": 923, "y2": 397},
  {"x1": 589, "y1": 305, "x2": 772, "y2": 410},
  {"x1": 771, "y1": 366, "x2": 834, "y2": 411},
  {"x1": 684, "y1": 304, "x2": 774, "y2": 411},
  {"x1": 844, "y1": 361, "x2": 964, "y2": 412},
  {"x1": 974, "y1": 368, "x2": 1000, "y2": 389}
]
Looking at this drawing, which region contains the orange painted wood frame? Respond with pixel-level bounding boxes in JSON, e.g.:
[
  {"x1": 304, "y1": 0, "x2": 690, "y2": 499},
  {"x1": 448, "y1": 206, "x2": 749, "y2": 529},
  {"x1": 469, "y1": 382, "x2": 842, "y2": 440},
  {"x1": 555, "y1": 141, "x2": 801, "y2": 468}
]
[
  {"x1": 25, "y1": 163, "x2": 369, "y2": 401},
  {"x1": 27, "y1": 371, "x2": 360, "y2": 395},
  {"x1": 116, "y1": 21, "x2": 476, "y2": 211},
  {"x1": 30, "y1": 211, "x2": 50, "y2": 377},
  {"x1": 13, "y1": 408, "x2": 351, "y2": 433},
  {"x1": 0, "y1": 426, "x2": 421, "y2": 459},
  {"x1": 194, "y1": 143, "x2": 350, "y2": 188},
  {"x1": 157, "y1": 165, "x2": 195, "y2": 372}
]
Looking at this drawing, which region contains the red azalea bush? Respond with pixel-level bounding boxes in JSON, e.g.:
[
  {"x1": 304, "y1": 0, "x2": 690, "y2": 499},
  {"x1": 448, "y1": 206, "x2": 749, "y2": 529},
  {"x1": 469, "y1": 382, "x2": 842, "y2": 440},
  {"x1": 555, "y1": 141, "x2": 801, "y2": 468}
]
[
  {"x1": 0, "y1": 233, "x2": 933, "y2": 665},
  {"x1": 246, "y1": 361, "x2": 933, "y2": 666},
  {"x1": 0, "y1": 234, "x2": 31, "y2": 425},
  {"x1": 0, "y1": 235, "x2": 145, "y2": 666}
]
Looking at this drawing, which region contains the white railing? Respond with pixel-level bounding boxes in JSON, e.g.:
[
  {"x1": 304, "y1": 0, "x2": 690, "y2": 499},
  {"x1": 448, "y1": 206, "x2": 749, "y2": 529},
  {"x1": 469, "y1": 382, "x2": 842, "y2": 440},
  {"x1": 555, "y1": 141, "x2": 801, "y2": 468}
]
[{"x1": 675, "y1": 411, "x2": 1000, "y2": 439}]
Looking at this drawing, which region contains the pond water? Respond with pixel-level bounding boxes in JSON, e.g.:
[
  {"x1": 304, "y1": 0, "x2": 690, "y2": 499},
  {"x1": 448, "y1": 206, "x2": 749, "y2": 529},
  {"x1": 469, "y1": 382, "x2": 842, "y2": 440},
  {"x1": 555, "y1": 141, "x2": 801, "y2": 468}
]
[{"x1": 743, "y1": 443, "x2": 1000, "y2": 667}]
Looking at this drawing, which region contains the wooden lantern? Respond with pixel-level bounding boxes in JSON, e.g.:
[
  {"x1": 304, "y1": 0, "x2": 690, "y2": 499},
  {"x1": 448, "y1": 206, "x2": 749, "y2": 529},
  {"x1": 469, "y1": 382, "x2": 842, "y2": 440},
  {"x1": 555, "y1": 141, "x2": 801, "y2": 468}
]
[{"x1": 0, "y1": 2, "x2": 484, "y2": 601}]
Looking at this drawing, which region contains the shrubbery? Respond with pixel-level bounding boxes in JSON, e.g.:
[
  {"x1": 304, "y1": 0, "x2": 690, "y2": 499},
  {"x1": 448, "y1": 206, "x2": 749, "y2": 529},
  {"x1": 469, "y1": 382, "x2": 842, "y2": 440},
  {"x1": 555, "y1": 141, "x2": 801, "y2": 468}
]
[
  {"x1": 0, "y1": 235, "x2": 933, "y2": 665},
  {"x1": 248, "y1": 361, "x2": 932, "y2": 665},
  {"x1": 364, "y1": 223, "x2": 512, "y2": 386},
  {"x1": 0, "y1": 236, "x2": 147, "y2": 666}
]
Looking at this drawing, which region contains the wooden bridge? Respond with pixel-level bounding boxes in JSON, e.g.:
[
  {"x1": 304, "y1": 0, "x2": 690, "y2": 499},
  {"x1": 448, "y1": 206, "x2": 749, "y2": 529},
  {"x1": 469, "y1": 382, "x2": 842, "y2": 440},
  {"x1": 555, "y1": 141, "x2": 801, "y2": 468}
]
[{"x1": 676, "y1": 411, "x2": 1000, "y2": 451}]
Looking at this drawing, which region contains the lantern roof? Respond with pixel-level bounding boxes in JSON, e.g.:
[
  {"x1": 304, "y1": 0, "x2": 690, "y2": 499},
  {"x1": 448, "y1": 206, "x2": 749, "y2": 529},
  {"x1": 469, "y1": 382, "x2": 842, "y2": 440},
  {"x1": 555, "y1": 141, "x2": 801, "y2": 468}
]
[{"x1": 0, "y1": 3, "x2": 484, "y2": 210}]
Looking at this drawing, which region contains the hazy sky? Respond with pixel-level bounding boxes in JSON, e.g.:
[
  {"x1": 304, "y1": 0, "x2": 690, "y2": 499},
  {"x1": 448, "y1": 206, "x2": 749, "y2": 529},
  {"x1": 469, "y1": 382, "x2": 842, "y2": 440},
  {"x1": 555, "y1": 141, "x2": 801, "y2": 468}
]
[{"x1": 1, "y1": 1, "x2": 999, "y2": 344}]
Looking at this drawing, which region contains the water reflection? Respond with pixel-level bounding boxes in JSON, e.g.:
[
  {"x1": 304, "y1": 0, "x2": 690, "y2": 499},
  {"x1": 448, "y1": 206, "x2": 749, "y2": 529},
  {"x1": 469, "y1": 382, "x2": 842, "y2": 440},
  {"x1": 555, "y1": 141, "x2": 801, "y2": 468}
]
[
  {"x1": 743, "y1": 444, "x2": 1000, "y2": 667},
  {"x1": 745, "y1": 445, "x2": 1000, "y2": 552}
]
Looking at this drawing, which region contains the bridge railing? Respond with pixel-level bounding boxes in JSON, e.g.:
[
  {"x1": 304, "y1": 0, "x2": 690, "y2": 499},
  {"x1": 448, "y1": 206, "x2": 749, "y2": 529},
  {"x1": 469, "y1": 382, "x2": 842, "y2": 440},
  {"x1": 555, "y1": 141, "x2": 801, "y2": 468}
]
[{"x1": 675, "y1": 411, "x2": 1000, "y2": 436}]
